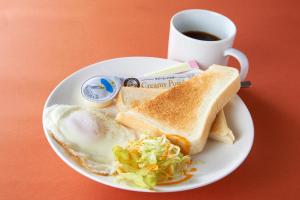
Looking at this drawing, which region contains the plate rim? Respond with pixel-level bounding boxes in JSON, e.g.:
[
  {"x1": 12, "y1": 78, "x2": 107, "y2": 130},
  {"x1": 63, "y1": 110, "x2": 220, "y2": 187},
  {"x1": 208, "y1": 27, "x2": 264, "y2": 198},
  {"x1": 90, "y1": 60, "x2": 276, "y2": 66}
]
[{"x1": 42, "y1": 56, "x2": 254, "y2": 192}]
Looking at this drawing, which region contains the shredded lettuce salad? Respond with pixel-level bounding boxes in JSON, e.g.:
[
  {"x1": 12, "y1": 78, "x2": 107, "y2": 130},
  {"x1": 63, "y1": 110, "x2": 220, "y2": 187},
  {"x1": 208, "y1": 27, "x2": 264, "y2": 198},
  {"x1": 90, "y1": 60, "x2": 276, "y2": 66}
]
[{"x1": 113, "y1": 135, "x2": 191, "y2": 189}]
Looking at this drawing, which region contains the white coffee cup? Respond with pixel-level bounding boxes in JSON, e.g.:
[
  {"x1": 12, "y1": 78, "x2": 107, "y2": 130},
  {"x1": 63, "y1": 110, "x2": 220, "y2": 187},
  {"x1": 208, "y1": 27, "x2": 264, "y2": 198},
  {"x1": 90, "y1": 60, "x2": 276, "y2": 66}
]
[{"x1": 168, "y1": 9, "x2": 249, "y2": 81}]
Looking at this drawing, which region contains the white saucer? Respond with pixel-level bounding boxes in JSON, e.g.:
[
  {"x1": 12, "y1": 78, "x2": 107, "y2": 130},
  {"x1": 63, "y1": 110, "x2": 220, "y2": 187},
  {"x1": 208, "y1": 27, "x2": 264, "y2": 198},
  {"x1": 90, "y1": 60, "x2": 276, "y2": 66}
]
[{"x1": 42, "y1": 57, "x2": 254, "y2": 192}]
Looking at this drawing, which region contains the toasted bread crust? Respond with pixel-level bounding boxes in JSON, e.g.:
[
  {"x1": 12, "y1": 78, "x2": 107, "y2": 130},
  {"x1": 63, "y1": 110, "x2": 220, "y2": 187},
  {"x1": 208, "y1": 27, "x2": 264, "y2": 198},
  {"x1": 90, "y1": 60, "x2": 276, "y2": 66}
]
[
  {"x1": 116, "y1": 65, "x2": 240, "y2": 154},
  {"x1": 116, "y1": 87, "x2": 167, "y2": 112},
  {"x1": 115, "y1": 112, "x2": 163, "y2": 136},
  {"x1": 210, "y1": 110, "x2": 235, "y2": 144},
  {"x1": 116, "y1": 86, "x2": 235, "y2": 144},
  {"x1": 135, "y1": 71, "x2": 220, "y2": 132}
]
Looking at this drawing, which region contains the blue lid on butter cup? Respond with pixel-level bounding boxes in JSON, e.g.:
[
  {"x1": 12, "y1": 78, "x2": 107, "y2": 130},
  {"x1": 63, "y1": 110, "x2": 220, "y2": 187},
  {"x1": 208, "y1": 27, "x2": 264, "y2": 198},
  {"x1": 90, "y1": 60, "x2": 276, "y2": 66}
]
[{"x1": 81, "y1": 76, "x2": 121, "y2": 105}]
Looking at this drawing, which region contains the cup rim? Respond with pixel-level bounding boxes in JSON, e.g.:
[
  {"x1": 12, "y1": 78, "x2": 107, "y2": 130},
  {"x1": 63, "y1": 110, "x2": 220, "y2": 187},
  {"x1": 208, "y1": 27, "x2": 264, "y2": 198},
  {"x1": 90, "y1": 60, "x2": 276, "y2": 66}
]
[{"x1": 170, "y1": 9, "x2": 237, "y2": 44}]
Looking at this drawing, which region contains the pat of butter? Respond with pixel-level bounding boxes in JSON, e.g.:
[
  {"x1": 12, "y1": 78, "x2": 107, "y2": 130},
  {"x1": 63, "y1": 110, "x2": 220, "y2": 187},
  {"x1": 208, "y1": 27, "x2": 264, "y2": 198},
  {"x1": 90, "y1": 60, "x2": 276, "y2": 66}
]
[{"x1": 142, "y1": 63, "x2": 192, "y2": 77}]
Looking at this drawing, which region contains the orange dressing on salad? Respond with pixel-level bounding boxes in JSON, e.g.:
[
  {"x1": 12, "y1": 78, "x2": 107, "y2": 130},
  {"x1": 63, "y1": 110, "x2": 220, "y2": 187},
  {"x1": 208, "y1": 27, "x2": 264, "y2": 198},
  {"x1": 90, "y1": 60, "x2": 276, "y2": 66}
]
[
  {"x1": 158, "y1": 174, "x2": 193, "y2": 186},
  {"x1": 166, "y1": 134, "x2": 191, "y2": 154},
  {"x1": 189, "y1": 167, "x2": 197, "y2": 172}
]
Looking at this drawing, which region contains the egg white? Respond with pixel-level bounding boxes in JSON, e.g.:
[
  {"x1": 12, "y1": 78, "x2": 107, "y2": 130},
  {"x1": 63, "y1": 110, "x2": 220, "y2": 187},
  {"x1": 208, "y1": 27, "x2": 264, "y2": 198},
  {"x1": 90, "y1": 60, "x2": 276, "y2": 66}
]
[{"x1": 43, "y1": 104, "x2": 137, "y2": 175}]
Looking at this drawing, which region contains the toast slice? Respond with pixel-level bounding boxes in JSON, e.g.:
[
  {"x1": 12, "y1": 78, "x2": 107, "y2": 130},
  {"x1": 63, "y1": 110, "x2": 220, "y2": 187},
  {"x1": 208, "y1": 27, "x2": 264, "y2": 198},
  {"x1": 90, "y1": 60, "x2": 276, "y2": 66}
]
[
  {"x1": 116, "y1": 65, "x2": 240, "y2": 154},
  {"x1": 116, "y1": 87, "x2": 235, "y2": 144},
  {"x1": 116, "y1": 87, "x2": 168, "y2": 112},
  {"x1": 210, "y1": 110, "x2": 235, "y2": 144}
]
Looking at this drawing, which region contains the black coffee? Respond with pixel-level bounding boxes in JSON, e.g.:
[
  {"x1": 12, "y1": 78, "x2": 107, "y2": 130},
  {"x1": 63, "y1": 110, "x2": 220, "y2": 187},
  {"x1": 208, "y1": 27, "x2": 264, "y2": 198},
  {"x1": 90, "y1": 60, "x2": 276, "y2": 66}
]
[{"x1": 182, "y1": 31, "x2": 221, "y2": 41}]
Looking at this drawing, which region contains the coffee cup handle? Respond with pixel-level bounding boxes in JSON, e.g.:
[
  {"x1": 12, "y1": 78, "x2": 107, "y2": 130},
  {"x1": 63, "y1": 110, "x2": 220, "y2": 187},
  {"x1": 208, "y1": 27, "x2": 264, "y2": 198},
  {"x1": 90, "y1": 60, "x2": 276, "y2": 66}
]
[{"x1": 224, "y1": 48, "x2": 249, "y2": 81}]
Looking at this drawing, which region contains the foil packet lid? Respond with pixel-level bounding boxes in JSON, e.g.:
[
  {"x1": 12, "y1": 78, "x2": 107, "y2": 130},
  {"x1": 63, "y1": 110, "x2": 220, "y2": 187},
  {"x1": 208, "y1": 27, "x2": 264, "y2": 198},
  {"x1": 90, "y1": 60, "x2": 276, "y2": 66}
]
[{"x1": 81, "y1": 76, "x2": 121, "y2": 103}]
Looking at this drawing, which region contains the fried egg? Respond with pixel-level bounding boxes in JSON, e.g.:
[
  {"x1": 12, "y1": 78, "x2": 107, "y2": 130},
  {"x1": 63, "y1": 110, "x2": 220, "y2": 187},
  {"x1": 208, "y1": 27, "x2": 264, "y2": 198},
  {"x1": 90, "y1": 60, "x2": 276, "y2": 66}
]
[{"x1": 43, "y1": 104, "x2": 137, "y2": 175}]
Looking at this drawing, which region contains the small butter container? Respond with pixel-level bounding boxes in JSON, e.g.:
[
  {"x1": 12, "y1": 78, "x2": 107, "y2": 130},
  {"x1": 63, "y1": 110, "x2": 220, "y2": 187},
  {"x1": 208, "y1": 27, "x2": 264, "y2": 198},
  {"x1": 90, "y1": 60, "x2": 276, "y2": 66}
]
[{"x1": 81, "y1": 76, "x2": 121, "y2": 108}]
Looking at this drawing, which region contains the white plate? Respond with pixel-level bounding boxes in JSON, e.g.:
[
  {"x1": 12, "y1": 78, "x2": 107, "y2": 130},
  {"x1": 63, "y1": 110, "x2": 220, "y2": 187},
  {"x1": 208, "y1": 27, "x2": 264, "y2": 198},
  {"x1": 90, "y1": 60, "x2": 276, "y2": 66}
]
[{"x1": 42, "y1": 57, "x2": 254, "y2": 192}]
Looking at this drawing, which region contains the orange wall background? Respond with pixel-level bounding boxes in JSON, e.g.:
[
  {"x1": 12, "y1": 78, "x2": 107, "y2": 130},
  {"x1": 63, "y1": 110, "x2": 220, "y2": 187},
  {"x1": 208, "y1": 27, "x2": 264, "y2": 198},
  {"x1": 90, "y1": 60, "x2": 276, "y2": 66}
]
[{"x1": 0, "y1": 0, "x2": 299, "y2": 199}]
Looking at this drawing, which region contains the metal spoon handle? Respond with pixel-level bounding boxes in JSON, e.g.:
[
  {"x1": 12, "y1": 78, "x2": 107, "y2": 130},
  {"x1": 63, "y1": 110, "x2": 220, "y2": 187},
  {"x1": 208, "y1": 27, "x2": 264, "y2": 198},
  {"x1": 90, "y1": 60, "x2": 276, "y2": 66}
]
[{"x1": 241, "y1": 81, "x2": 252, "y2": 88}]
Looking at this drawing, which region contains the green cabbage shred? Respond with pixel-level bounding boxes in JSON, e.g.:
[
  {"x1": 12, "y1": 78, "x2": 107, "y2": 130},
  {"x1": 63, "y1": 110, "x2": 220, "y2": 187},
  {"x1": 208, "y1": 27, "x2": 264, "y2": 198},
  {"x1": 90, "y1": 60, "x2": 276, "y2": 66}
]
[{"x1": 113, "y1": 135, "x2": 191, "y2": 189}]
